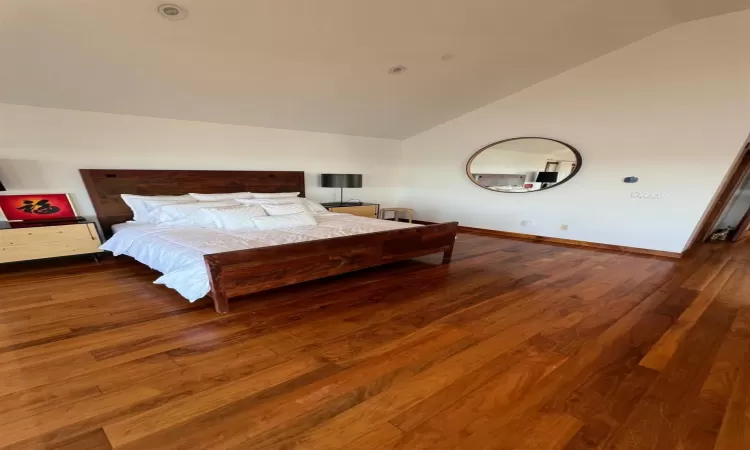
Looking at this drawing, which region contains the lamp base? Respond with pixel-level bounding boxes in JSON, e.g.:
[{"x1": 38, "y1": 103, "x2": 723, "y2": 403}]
[{"x1": 334, "y1": 187, "x2": 362, "y2": 206}]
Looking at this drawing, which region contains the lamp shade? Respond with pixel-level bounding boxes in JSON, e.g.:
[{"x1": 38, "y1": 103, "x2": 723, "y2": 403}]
[
  {"x1": 535, "y1": 172, "x2": 559, "y2": 183},
  {"x1": 321, "y1": 174, "x2": 362, "y2": 188}
]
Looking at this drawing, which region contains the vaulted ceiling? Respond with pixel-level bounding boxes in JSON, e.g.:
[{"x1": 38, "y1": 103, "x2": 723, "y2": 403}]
[{"x1": 0, "y1": 0, "x2": 748, "y2": 139}]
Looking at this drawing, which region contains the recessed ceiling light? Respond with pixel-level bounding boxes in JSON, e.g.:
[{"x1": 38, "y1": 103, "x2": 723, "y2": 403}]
[
  {"x1": 158, "y1": 4, "x2": 188, "y2": 20},
  {"x1": 388, "y1": 66, "x2": 407, "y2": 75}
]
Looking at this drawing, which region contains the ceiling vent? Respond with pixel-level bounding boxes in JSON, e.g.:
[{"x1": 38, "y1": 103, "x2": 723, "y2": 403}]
[{"x1": 158, "y1": 4, "x2": 189, "y2": 20}]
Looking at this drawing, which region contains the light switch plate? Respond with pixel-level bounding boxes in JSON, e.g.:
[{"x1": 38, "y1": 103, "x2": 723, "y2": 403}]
[{"x1": 630, "y1": 192, "x2": 667, "y2": 200}]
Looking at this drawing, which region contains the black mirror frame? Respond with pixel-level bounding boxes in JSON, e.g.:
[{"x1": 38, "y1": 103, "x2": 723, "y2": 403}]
[{"x1": 466, "y1": 137, "x2": 583, "y2": 193}]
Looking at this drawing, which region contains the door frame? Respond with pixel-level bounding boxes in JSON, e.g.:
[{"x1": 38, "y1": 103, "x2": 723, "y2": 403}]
[{"x1": 687, "y1": 140, "x2": 750, "y2": 249}]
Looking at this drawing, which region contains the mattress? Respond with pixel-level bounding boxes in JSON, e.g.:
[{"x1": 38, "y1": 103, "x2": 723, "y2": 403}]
[{"x1": 102, "y1": 213, "x2": 420, "y2": 301}]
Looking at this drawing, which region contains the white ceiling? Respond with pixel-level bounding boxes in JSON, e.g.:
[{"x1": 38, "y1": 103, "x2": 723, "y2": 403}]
[{"x1": 0, "y1": 0, "x2": 748, "y2": 139}]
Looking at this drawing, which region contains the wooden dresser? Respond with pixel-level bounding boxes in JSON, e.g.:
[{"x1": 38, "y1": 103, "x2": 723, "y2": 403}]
[
  {"x1": 0, "y1": 220, "x2": 102, "y2": 264},
  {"x1": 321, "y1": 202, "x2": 379, "y2": 219}
]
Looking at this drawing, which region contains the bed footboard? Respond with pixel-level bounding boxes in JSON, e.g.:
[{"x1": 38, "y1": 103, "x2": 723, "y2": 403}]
[{"x1": 203, "y1": 222, "x2": 458, "y2": 313}]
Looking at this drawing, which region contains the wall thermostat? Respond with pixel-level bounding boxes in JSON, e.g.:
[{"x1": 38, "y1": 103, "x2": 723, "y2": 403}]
[{"x1": 623, "y1": 176, "x2": 639, "y2": 183}]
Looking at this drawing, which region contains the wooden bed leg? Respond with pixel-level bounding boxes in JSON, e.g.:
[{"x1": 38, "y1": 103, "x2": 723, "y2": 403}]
[
  {"x1": 213, "y1": 292, "x2": 230, "y2": 314},
  {"x1": 442, "y1": 246, "x2": 454, "y2": 264},
  {"x1": 205, "y1": 259, "x2": 230, "y2": 314}
]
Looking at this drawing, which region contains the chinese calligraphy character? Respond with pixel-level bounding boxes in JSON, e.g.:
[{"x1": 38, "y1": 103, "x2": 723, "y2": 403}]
[{"x1": 17, "y1": 199, "x2": 60, "y2": 215}]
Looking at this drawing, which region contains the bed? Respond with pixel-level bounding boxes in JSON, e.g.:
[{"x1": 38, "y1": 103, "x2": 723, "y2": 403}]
[{"x1": 80, "y1": 169, "x2": 458, "y2": 313}]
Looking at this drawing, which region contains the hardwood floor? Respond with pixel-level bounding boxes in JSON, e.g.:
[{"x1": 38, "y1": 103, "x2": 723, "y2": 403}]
[{"x1": 0, "y1": 232, "x2": 748, "y2": 449}]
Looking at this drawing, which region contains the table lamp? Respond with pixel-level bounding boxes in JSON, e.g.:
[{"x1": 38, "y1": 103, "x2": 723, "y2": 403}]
[{"x1": 321, "y1": 174, "x2": 362, "y2": 206}]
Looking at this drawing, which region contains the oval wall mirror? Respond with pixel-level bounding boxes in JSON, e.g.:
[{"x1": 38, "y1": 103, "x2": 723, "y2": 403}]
[{"x1": 466, "y1": 137, "x2": 582, "y2": 193}]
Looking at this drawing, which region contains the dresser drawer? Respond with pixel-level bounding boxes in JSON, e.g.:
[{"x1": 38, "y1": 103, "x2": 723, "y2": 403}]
[
  {"x1": 0, "y1": 223, "x2": 96, "y2": 247},
  {"x1": 1, "y1": 239, "x2": 102, "y2": 263},
  {"x1": 0, "y1": 223, "x2": 102, "y2": 263},
  {"x1": 328, "y1": 205, "x2": 378, "y2": 218}
]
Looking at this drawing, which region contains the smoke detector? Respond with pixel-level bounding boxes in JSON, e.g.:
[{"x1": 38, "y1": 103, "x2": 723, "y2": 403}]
[
  {"x1": 388, "y1": 65, "x2": 407, "y2": 75},
  {"x1": 158, "y1": 4, "x2": 188, "y2": 20}
]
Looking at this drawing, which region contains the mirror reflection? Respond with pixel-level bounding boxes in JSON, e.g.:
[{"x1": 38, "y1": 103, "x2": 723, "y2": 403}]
[{"x1": 466, "y1": 137, "x2": 581, "y2": 193}]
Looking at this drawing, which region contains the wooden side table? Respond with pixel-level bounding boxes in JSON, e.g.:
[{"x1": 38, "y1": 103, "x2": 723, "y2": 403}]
[
  {"x1": 0, "y1": 219, "x2": 102, "y2": 264},
  {"x1": 321, "y1": 202, "x2": 379, "y2": 219}
]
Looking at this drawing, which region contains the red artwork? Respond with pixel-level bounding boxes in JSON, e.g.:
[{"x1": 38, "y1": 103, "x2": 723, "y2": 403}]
[{"x1": 0, "y1": 194, "x2": 77, "y2": 221}]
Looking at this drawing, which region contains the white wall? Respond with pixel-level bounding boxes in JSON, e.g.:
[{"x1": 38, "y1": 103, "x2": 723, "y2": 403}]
[
  {"x1": 0, "y1": 104, "x2": 402, "y2": 221},
  {"x1": 397, "y1": 11, "x2": 750, "y2": 253}
]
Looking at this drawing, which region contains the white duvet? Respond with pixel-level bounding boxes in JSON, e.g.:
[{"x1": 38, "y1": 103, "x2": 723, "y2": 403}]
[{"x1": 101, "y1": 213, "x2": 419, "y2": 302}]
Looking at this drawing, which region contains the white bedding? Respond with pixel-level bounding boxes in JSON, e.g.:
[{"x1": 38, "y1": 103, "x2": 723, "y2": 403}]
[{"x1": 102, "y1": 213, "x2": 420, "y2": 302}]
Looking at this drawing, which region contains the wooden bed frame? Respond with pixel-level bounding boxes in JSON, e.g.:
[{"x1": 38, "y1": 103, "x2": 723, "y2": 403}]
[{"x1": 80, "y1": 169, "x2": 458, "y2": 313}]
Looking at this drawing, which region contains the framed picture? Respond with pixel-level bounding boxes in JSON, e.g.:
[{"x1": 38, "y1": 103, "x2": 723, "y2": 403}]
[{"x1": 0, "y1": 194, "x2": 77, "y2": 221}]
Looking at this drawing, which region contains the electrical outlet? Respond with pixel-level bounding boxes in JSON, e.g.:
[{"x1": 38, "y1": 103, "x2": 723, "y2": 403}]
[
  {"x1": 521, "y1": 220, "x2": 533, "y2": 227},
  {"x1": 560, "y1": 224, "x2": 569, "y2": 230}
]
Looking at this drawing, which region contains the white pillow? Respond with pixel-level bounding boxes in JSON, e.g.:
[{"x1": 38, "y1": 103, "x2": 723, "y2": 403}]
[
  {"x1": 252, "y1": 212, "x2": 317, "y2": 230},
  {"x1": 237, "y1": 197, "x2": 328, "y2": 214},
  {"x1": 236, "y1": 198, "x2": 299, "y2": 204},
  {"x1": 302, "y1": 199, "x2": 329, "y2": 213},
  {"x1": 251, "y1": 192, "x2": 300, "y2": 199},
  {"x1": 121, "y1": 194, "x2": 193, "y2": 222},
  {"x1": 189, "y1": 192, "x2": 255, "y2": 201},
  {"x1": 261, "y1": 203, "x2": 309, "y2": 216},
  {"x1": 143, "y1": 198, "x2": 198, "y2": 215},
  {"x1": 147, "y1": 200, "x2": 238, "y2": 226},
  {"x1": 201, "y1": 205, "x2": 267, "y2": 230}
]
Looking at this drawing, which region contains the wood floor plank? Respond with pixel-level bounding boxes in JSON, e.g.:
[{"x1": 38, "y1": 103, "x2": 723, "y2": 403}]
[
  {"x1": 508, "y1": 412, "x2": 583, "y2": 450},
  {"x1": 608, "y1": 296, "x2": 738, "y2": 448},
  {"x1": 434, "y1": 244, "x2": 716, "y2": 448},
  {"x1": 103, "y1": 356, "x2": 325, "y2": 447},
  {"x1": 639, "y1": 260, "x2": 736, "y2": 371},
  {"x1": 231, "y1": 336, "x2": 478, "y2": 450},
  {"x1": 1, "y1": 391, "x2": 189, "y2": 450},
  {"x1": 259, "y1": 266, "x2": 526, "y2": 356},
  {"x1": 679, "y1": 296, "x2": 750, "y2": 448},
  {"x1": 701, "y1": 307, "x2": 750, "y2": 410},
  {"x1": 542, "y1": 273, "x2": 692, "y2": 449},
  {"x1": 0, "y1": 234, "x2": 747, "y2": 449},
  {"x1": 344, "y1": 422, "x2": 404, "y2": 450},
  {"x1": 0, "y1": 383, "x2": 103, "y2": 428},
  {"x1": 0, "y1": 320, "x2": 252, "y2": 396},
  {"x1": 714, "y1": 334, "x2": 750, "y2": 450},
  {"x1": 111, "y1": 325, "x2": 471, "y2": 449},
  {"x1": 392, "y1": 346, "x2": 566, "y2": 449},
  {"x1": 102, "y1": 340, "x2": 279, "y2": 395},
  {"x1": 387, "y1": 341, "x2": 539, "y2": 432},
  {"x1": 263, "y1": 308, "x2": 575, "y2": 450},
  {"x1": 0, "y1": 386, "x2": 161, "y2": 448},
  {"x1": 681, "y1": 250, "x2": 733, "y2": 291},
  {"x1": 42, "y1": 428, "x2": 113, "y2": 450}
]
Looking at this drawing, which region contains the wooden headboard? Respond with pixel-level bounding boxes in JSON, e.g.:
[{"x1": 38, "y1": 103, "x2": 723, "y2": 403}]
[{"x1": 80, "y1": 169, "x2": 305, "y2": 236}]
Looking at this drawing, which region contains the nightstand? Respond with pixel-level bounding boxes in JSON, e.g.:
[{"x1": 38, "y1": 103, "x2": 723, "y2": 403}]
[
  {"x1": 321, "y1": 202, "x2": 379, "y2": 219},
  {"x1": 0, "y1": 219, "x2": 102, "y2": 264}
]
